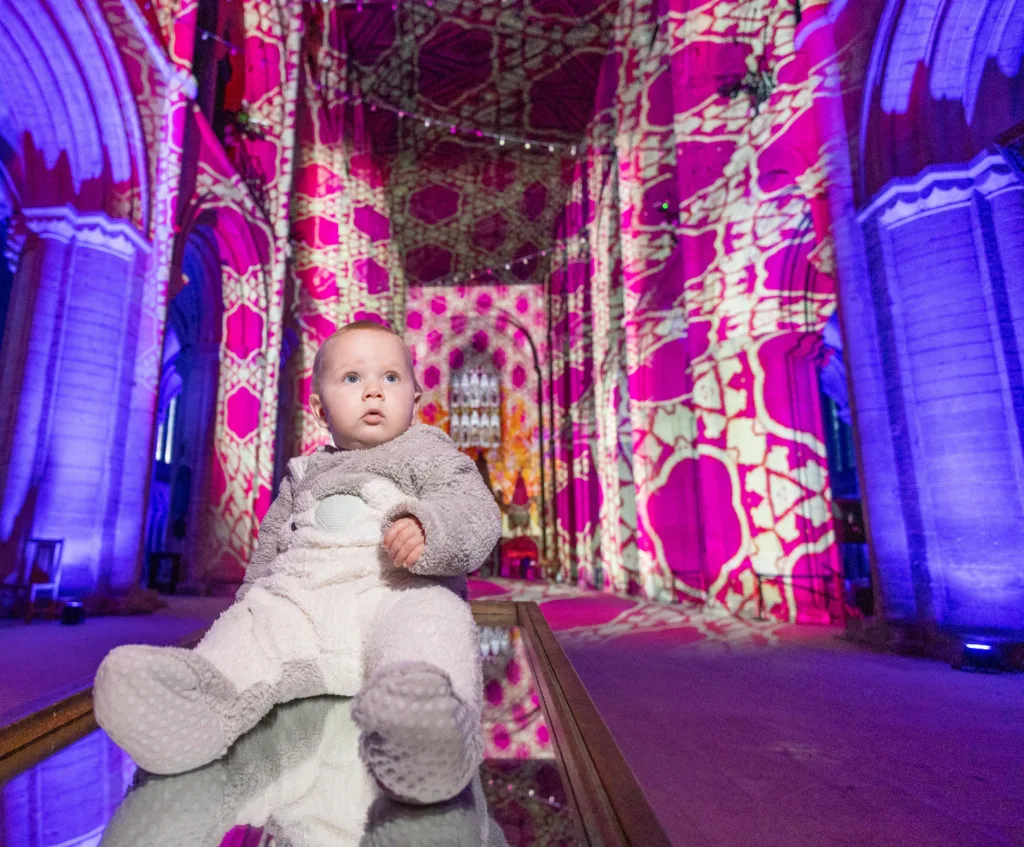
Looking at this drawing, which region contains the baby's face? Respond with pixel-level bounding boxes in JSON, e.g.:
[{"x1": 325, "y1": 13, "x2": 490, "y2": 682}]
[{"x1": 310, "y1": 329, "x2": 420, "y2": 450}]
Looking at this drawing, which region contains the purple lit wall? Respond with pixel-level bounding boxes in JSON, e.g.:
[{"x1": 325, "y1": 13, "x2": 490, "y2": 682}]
[
  {"x1": 825, "y1": 0, "x2": 1024, "y2": 633},
  {"x1": 856, "y1": 155, "x2": 1024, "y2": 631},
  {"x1": 0, "y1": 0, "x2": 193, "y2": 596}
]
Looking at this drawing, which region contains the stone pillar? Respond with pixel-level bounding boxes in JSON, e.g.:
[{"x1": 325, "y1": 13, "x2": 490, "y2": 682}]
[
  {"x1": 173, "y1": 340, "x2": 220, "y2": 590},
  {"x1": 0, "y1": 207, "x2": 154, "y2": 595},
  {"x1": 856, "y1": 154, "x2": 1024, "y2": 633}
]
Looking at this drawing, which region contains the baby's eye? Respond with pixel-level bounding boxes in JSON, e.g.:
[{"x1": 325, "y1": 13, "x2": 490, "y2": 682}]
[
  {"x1": 384, "y1": 373, "x2": 399, "y2": 384},
  {"x1": 343, "y1": 374, "x2": 359, "y2": 384}
]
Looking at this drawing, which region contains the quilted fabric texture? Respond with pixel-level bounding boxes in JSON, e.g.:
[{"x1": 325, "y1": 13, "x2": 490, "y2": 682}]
[{"x1": 352, "y1": 661, "x2": 483, "y2": 806}]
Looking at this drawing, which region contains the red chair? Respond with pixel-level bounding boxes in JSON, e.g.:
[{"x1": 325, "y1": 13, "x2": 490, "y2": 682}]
[{"x1": 500, "y1": 536, "x2": 539, "y2": 581}]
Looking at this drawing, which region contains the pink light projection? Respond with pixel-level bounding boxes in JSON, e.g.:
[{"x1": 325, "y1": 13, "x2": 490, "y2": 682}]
[
  {"x1": 2, "y1": 0, "x2": 852, "y2": 623},
  {"x1": 548, "y1": 0, "x2": 842, "y2": 622}
]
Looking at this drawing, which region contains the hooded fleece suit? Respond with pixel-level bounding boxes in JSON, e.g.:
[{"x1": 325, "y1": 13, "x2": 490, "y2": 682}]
[{"x1": 94, "y1": 424, "x2": 502, "y2": 804}]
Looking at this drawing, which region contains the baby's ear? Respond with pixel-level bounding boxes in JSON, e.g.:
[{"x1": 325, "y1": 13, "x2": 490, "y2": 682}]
[{"x1": 309, "y1": 394, "x2": 330, "y2": 429}]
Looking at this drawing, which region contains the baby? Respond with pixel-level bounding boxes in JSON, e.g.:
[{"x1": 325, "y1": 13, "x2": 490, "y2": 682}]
[{"x1": 94, "y1": 320, "x2": 502, "y2": 805}]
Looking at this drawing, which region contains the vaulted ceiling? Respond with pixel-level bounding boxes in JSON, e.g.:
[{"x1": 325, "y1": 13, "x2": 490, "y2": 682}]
[{"x1": 332, "y1": 0, "x2": 619, "y2": 286}]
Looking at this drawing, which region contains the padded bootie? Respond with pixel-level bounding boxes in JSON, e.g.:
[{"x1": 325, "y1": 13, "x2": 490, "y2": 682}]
[
  {"x1": 99, "y1": 696, "x2": 334, "y2": 847},
  {"x1": 351, "y1": 661, "x2": 483, "y2": 805}
]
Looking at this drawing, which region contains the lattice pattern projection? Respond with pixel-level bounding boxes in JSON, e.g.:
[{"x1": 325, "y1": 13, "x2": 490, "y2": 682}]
[
  {"x1": 189, "y1": 0, "x2": 302, "y2": 580},
  {"x1": 101, "y1": 0, "x2": 194, "y2": 400},
  {"x1": 279, "y1": 0, "x2": 615, "y2": 453},
  {"x1": 549, "y1": 0, "x2": 842, "y2": 622},
  {"x1": 287, "y1": 8, "x2": 404, "y2": 455},
  {"x1": 189, "y1": 140, "x2": 280, "y2": 584}
]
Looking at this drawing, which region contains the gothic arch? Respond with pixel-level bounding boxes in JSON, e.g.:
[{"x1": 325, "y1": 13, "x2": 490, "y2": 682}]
[
  {"x1": 861, "y1": 0, "x2": 1024, "y2": 198},
  {"x1": 173, "y1": 128, "x2": 284, "y2": 585},
  {"x1": 0, "y1": 0, "x2": 148, "y2": 227}
]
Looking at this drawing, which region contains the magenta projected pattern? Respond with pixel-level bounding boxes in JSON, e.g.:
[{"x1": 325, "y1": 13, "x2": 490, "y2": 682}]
[
  {"x1": 88, "y1": 0, "x2": 845, "y2": 620},
  {"x1": 549, "y1": 0, "x2": 842, "y2": 622}
]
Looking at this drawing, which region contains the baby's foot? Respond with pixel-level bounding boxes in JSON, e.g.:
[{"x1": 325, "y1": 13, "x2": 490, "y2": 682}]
[
  {"x1": 94, "y1": 644, "x2": 256, "y2": 774},
  {"x1": 351, "y1": 661, "x2": 482, "y2": 805},
  {"x1": 99, "y1": 759, "x2": 234, "y2": 847},
  {"x1": 360, "y1": 780, "x2": 504, "y2": 847},
  {"x1": 99, "y1": 697, "x2": 334, "y2": 847}
]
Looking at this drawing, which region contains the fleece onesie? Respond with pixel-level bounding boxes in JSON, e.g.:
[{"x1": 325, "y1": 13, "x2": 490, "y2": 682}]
[{"x1": 94, "y1": 424, "x2": 502, "y2": 804}]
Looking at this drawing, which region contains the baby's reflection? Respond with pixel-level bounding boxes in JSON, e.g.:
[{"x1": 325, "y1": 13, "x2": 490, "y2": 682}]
[{"x1": 100, "y1": 697, "x2": 509, "y2": 847}]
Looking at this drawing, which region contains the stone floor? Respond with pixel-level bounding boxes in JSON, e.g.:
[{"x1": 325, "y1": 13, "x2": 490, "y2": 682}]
[
  {"x1": 474, "y1": 578, "x2": 1024, "y2": 846},
  {"x1": 2, "y1": 580, "x2": 1022, "y2": 846},
  {"x1": 0, "y1": 596, "x2": 232, "y2": 727},
  {"x1": 563, "y1": 631, "x2": 1024, "y2": 846}
]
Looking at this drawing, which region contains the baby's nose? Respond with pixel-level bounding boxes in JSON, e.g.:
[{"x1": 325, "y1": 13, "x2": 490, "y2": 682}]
[{"x1": 364, "y1": 381, "x2": 384, "y2": 398}]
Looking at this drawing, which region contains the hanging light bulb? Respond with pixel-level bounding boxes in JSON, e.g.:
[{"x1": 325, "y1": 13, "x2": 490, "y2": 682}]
[
  {"x1": 498, "y1": 137, "x2": 506, "y2": 146},
  {"x1": 524, "y1": 142, "x2": 531, "y2": 150}
]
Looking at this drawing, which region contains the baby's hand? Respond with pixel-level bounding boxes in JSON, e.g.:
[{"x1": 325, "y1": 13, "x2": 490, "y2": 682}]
[{"x1": 383, "y1": 516, "x2": 426, "y2": 568}]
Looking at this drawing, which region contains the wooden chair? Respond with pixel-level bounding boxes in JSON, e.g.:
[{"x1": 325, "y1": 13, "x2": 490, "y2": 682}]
[{"x1": 0, "y1": 538, "x2": 65, "y2": 623}]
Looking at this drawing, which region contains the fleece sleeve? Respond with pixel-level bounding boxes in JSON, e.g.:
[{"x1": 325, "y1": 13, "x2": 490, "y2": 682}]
[
  {"x1": 383, "y1": 450, "x2": 502, "y2": 578},
  {"x1": 235, "y1": 473, "x2": 294, "y2": 601}
]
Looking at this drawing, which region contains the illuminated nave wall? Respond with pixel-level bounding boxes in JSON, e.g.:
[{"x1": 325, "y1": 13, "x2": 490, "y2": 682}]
[
  {"x1": 546, "y1": 0, "x2": 842, "y2": 620},
  {"x1": 828, "y1": 0, "x2": 1024, "y2": 632},
  {"x1": 2, "y1": 0, "x2": 1022, "y2": 631},
  {"x1": 0, "y1": 0, "x2": 182, "y2": 594}
]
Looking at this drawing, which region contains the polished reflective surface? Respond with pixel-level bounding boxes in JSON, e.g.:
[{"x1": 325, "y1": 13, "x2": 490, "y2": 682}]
[{"x1": 0, "y1": 627, "x2": 580, "y2": 846}]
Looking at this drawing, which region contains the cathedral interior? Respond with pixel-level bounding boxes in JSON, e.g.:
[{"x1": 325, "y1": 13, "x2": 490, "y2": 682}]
[{"x1": 1, "y1": 0, "x2": 1023, "y2": 845}]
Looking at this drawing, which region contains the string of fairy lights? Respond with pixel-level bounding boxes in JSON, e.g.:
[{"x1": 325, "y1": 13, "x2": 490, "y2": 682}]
[
  {"x1": 165, "y1": 11, "x2": 679, "y2": 285},
  {"x1": 329, "y1": 90, "x2": 580, "y2": 156},
  {"x1": 423, "y1": 229, "x2": 590, "y2": 287},
  {"x1": 184, "y1": 23, "x2": 581, "y2": 155}
]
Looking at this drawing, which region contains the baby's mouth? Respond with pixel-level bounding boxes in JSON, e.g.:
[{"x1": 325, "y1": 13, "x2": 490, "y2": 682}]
[{"x1": 363, "y1": 409, "x2": 384, "y2": 424}]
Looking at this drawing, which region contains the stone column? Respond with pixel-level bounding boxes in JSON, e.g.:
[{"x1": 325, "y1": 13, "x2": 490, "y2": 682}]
[
  {"x1": 0, "y1": 207, "x2": 154, "y2": 595},
  {"x1": 857, "y1": 154, "x2": 1024, "y2": 633},
  {"x1": 173, "y1": 340, "x2": 220, "y2": 590}
]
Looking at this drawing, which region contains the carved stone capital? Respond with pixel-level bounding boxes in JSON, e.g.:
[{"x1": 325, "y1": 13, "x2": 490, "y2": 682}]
[
  {"x1": 22, "y1": 206, "x2": 152, "y2": 260},
  {"x1": 859, "y1": 152, "x2": 1022, "y2": 229}
]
